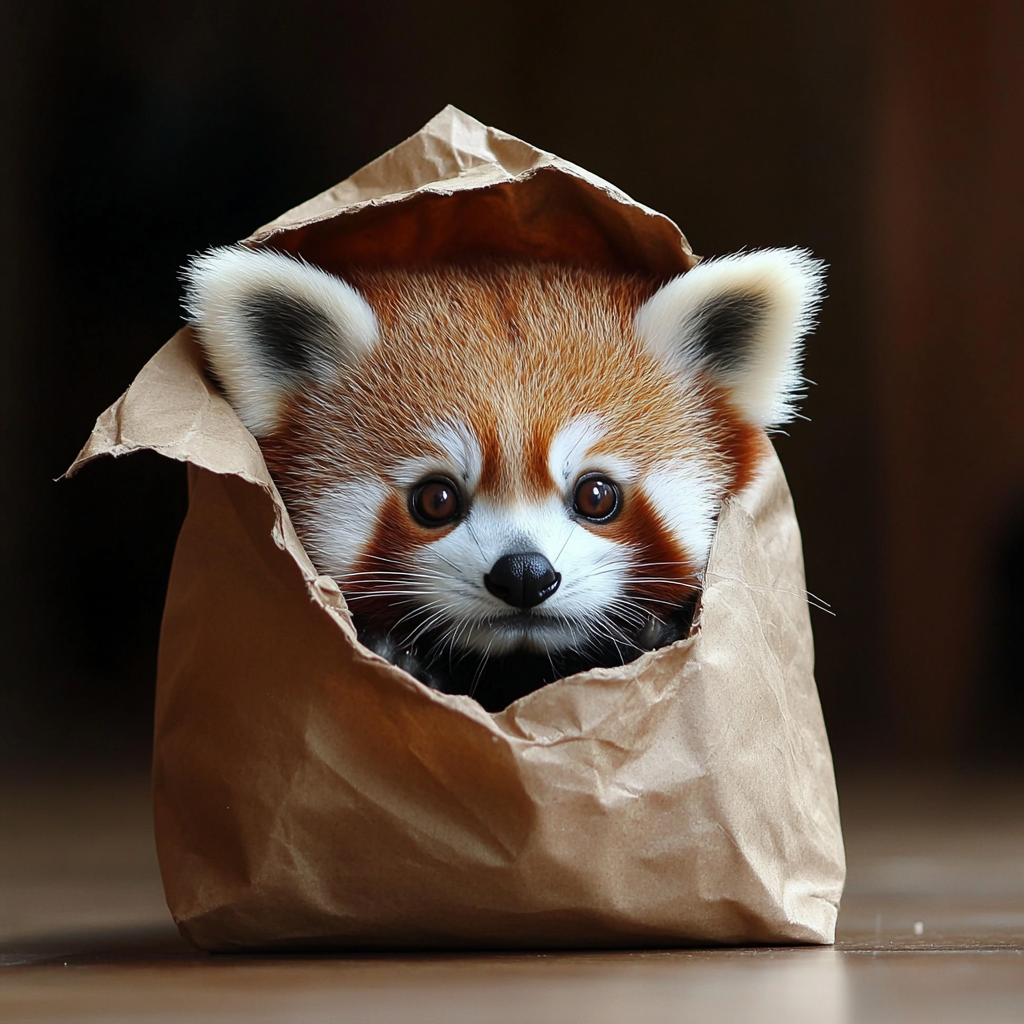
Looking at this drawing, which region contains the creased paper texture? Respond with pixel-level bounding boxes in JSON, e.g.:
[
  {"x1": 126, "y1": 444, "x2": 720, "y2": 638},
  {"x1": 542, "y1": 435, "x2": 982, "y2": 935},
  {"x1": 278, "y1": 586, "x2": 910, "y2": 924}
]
[{"x1": 72, "y1": 106, "x2": 844, "y2": 950}]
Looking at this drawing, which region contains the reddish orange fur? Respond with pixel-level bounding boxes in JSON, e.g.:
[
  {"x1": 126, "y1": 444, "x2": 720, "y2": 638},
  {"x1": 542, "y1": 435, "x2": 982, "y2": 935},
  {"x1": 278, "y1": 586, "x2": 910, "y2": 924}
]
[{"x1": 259, "y1": 263, "x2": 769, "y2": 627}]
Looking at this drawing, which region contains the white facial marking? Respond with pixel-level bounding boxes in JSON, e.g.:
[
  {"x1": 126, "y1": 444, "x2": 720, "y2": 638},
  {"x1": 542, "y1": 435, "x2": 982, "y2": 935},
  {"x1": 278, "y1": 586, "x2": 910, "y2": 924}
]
[
  {"x1": 548, "y1": 415, "x2": 639, "y2": 492},
  {"x1": 548, "y1": 415, "x2": 606, "y2": 486},
  {"x1": 642, "y1": 461, "x2": 722, "y2": 570},
  {"x1": 386, "y1": 420, "x2": 483, "y2": 490},
  {"x1": 429, "y1": 421, "x2": 484, "y2": 489},
  {"x1": 301, "y1": 478, "x2": 388, "y2": 579},
  {"x1": 405, "y1": 495, "x2": 634, "y2": 656}
]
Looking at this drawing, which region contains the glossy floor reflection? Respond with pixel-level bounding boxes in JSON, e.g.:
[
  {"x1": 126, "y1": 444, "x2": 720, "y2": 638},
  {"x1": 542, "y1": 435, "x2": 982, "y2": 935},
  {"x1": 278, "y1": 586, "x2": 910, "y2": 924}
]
[{"x1": 1, "y1": 771, "x2": 1022, "y2": 1023}]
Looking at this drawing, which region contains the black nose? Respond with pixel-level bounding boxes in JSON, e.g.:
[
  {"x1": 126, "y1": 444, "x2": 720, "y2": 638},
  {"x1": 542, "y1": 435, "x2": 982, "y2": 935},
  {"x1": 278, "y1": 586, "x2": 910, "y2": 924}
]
[{"x1": 484, "y1": 552, "x2": 561, "y2": 609}]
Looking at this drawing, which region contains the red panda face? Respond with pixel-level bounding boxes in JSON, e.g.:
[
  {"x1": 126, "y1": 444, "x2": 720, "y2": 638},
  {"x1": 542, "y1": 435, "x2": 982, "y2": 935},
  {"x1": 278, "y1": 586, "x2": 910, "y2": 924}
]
[{"x1": 184, "y1": 251, "x2": 823, "y2": 703}]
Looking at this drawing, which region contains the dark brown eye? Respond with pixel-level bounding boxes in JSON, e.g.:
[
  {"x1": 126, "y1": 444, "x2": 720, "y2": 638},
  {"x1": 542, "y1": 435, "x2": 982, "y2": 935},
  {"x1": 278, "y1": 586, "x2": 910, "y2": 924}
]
[
  {"x1": 573, "y1": 474, "x2": 621, "y2": 522},
  {"x1": 410, "y1": 477, "x2": 461, "y2": 526}
]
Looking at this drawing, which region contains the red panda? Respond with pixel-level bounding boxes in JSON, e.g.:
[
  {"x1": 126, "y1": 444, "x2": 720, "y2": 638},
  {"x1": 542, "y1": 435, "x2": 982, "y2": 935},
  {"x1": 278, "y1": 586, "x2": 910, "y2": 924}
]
[{"x1": 183, "y1": 248, "x2": 823, "y2": 710}]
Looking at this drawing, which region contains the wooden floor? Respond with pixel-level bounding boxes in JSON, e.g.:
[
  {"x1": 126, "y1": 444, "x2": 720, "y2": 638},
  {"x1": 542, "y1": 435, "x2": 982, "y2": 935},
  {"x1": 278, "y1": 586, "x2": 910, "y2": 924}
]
[{"x1": 1, "y1": 770, "x2": 1022, "y2": 1023}]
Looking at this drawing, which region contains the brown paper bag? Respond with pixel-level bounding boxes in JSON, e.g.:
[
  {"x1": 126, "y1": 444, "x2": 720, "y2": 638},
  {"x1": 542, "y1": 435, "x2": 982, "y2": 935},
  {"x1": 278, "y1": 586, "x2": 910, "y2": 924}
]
[{"x1": 71, "y1": 107, "x2": 845, "y2": 950}]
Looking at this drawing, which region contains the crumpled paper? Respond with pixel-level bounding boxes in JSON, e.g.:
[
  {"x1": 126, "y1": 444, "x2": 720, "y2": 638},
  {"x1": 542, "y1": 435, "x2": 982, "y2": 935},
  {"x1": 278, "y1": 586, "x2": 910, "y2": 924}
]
[{"x1": 71, "y1": 106, "x2": 845, "y2": 950}]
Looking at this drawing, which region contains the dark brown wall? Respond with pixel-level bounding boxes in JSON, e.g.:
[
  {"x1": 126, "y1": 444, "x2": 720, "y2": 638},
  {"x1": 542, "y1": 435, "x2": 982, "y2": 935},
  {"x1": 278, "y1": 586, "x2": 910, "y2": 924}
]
[
  {"x1": 873, "y1": 0, "x2": 1024, "y2": 757},
  {"x1": 5, "y1": 0, "x2": 1016, "y2": 773}
]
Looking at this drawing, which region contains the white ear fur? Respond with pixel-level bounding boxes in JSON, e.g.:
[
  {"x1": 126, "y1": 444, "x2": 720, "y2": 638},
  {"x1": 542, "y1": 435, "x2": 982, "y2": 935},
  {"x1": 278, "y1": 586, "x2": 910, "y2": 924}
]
[
  {"x1": 182, "y1": 245, "x2": 378, "y2": 437},
  {"x1": 634, "y1": 248, "x2": 825, "y2": 428}
]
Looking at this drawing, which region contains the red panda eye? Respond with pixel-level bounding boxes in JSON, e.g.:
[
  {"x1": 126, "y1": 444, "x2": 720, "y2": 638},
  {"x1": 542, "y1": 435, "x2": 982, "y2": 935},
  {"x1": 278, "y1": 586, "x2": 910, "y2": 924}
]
[
  {"x1": 410, "y1": 477, "x2": 461, "y2": 526},
  {"x1": 572, "y1": 474, "x2": 621, "y2": 522}
]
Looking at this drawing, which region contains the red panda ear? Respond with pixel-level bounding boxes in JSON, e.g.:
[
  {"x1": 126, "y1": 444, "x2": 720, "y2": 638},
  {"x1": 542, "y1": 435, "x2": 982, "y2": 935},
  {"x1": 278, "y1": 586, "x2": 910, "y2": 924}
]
[
  {"x1": 182, "y1": 246, "x2": 378, "y2": 437},
  {"x1": 634, "y1": 248, "x2": 825, "y2": 429}
]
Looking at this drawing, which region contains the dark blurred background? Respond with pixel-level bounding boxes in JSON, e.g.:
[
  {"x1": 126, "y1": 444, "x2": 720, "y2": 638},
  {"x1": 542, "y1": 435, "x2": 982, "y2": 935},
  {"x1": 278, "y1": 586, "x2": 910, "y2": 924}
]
[{"x1": 1, "y1": 0, "x2": 1021, "y2": 777}]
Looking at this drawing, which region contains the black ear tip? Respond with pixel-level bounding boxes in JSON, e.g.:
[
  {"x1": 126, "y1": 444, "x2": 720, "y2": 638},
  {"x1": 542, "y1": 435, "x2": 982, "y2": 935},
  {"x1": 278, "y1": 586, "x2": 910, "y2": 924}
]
[
  {"x1": 241, "y1": 291, "x2": 335, "y2": 379},
  {"x1": 692, "y1": 292, "x2": 772, "y2": 371}
]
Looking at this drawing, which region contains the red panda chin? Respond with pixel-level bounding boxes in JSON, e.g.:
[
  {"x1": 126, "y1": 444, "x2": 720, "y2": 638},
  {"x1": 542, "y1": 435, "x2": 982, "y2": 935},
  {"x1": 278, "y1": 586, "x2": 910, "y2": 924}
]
[
  {"x1": 185, "y1": 251, "x2": 822, "y2": 711},
  {"x1": 355, "y1": 596, "x2": 699, "y2": 713}
]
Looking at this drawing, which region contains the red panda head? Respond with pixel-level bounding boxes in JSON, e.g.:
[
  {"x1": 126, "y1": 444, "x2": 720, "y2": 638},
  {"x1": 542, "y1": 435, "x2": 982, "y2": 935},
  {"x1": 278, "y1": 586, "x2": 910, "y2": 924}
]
[{"x1": 184, "y1": 249, "x2": 823, "y2": 697}]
